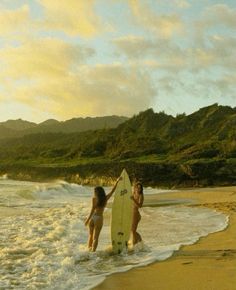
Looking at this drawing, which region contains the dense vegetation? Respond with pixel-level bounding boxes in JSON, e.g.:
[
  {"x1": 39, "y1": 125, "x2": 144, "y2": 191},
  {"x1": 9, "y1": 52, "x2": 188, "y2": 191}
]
[{"x1": 0, "y1": 103, "x2": 236, "y2": 187}]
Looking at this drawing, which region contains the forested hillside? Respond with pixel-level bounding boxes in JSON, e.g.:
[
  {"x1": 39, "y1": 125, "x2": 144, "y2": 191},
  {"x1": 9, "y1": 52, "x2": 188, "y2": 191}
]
[{"x1": 0, "y1": 104, "x2": 236, "y2": 187}]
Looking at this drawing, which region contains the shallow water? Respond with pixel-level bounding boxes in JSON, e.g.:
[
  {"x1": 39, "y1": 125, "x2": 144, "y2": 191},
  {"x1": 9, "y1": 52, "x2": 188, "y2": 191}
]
[{"x1": 0, "y1": 178, "x2": 228, "y2": 289}]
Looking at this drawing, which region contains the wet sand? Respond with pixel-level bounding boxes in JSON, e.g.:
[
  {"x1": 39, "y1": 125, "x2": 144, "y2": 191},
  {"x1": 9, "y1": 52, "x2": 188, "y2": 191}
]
[{"x1": 94, "y1": 187, "x2": 236, "y2": 290}]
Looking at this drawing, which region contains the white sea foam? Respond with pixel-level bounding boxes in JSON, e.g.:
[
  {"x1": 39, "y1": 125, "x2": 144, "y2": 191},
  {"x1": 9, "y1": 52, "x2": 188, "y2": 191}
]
[
  {"x1": 0, "y1": 174, "x2": 8, "y2": 180},
  {"x1": 0, "y1": 179, "x2": 229, "y2": 289},
  {"x1": 144, "y1": 186, "x2": 179, "y2": 195}
]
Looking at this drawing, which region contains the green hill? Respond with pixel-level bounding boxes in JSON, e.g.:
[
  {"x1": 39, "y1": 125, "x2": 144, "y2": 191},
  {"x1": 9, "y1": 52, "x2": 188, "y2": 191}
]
[
  {"x1": 0, "y1": 125, "x2": 20, "y2": 139},
  {"x1": 0, "y1": 115, "x2": 128, "y2": 139},
  {"x1": 0, "y1": 104, "x2": 236, "y2": 187},
  {"x1": 0, "y1": 119, "x2": 36, "y2": 131},
  {"x1": 0, "y1": 119, "x2": 37, "y2": 140}
]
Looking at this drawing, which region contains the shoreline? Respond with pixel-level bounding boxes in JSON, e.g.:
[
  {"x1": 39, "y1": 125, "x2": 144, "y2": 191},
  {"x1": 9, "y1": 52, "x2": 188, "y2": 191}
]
[
  {"x1": 94, "y1": 187, "x2": 236, "y2": 290},
  {"x1": 1, "y1": 157, "x2": 236, "y2": 188},
  {"x1": 1, "y1": 172, "x2": 236, "y2": 189}
]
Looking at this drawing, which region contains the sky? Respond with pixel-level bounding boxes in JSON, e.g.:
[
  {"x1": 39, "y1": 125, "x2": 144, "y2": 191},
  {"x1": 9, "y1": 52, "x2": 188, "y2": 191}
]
[{"x1": 0, "y1": 0, "x2": 235, "y2": 122}]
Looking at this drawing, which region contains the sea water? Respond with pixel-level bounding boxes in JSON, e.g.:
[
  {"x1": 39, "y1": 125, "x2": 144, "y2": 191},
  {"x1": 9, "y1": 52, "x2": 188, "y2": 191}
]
[{"x1": 0, "y1": 177, "x2": 228, "y2": 290}]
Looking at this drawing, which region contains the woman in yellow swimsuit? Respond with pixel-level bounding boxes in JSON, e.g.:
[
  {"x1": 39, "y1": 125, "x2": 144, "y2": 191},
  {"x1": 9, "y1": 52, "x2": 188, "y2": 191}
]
[{"x1": 84, "y1": 177, "x2": 121, "y2": 252}]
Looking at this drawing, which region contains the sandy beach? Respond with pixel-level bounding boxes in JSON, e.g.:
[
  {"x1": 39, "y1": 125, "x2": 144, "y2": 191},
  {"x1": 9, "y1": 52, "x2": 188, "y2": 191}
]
[{"x1": 94, "y1": 187, "x2": 236, "y2": 290}]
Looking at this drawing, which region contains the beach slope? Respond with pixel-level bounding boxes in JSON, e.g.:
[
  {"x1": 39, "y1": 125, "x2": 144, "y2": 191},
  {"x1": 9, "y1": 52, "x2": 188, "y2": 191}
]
[{"x1": 94, "y1": 187, "x2": 236, "y2": 290}]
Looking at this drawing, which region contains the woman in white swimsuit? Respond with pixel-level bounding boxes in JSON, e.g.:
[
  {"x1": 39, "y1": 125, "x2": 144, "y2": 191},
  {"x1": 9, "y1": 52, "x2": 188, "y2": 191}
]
[
  {"x1": 84, "y1": 177, "x2": 121, "y2": 252},
  {"x1": 131, "y1": 182, "x2": 144, "y2": 245}
]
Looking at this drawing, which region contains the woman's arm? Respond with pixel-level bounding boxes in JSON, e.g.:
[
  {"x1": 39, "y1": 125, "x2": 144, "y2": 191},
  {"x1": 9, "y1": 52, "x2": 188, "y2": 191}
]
[
  {"x1": 106, "y1": 176, "x2": 122, "y2": 201},
  {"x1": 84, "y1": 197, "x2": 96, "y2": 226},
  {"x1": 131, "y1": 194, "x2": 144, "y2": 208}
]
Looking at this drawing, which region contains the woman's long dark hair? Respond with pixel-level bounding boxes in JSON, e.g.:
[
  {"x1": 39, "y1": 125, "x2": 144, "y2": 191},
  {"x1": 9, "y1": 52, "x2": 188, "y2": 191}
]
[
  {"x1": 94, "y1": 186, "x2": 107, "y2": 207},
  {"x1": 135, "y1": 182, "x2": 143, "y2": 195}
]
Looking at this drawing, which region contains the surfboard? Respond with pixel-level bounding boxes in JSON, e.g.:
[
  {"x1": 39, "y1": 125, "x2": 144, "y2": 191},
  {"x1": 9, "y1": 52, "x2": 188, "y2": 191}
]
[{"x1": 111, "y1": 169, "x2": 133, "y2": 254}]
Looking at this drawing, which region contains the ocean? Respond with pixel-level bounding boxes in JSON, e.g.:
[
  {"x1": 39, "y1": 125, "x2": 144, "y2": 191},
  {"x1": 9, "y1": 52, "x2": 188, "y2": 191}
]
[{"x1": 0, "y1": 177, "x2": 228, "y2": 290}]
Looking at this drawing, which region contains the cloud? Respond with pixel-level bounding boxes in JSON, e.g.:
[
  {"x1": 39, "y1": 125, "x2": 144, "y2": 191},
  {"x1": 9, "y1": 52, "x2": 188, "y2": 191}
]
[
  {"x1": 186, "y1": 34, "x2": 236, "y2": 73},
  {"x1": 113, "y1": 31, "x2": 236, "y2": 74},
  {"x1": 38, "y1": 0, "x2": 102, "y2": 37},
  {"x1": 208, "y1": 36, "x2": 236, "y2": 69},
  {"x1": 185, "y1": 5, "x2": 236, "y2": 72},
  {"x1": 112, "y1": 31, "x2": 236, "y2": 111},
  {"x1": 0, "y1": 1, "x2": 107, "y2": 41},
  {"x1": 0, "y1": 5, "x2": 30, "y2": 34},
  {"x1": 194, "y1": 4, "x2": 236, "y2": 47},
  {"x1": 113, "y1": 35, "x2": 186, "y2": 70},
  {"x1": 0, "y1": 37, "x2": 94, "y2": 80},
  {"x1": 197, "y1": 74, "x2": 236, "y2": 98},
  {"x1": 0, "y1": 36, "x2": 155, "y2": 118},
  {"x1": 174, "y1": 0, "x2": 190, "y2": 9},
  {"x1": 11, "y1": 64, "x2": 156, "y2": 118},
  {"x1": 112, "y1": 35, "x2": 190, "y2": 72},
  {"x1": 0, "y1": 0, "x2": 235, "y2": 121},
  {"x1": 128, "y1": 0, "x2": 184, "y2": 38},
  {"x1": 64, "y1": 64, "x2": 156, "y2": 117},
  {"x1": 202, "y1": 4, "x2": 236, "y2": 29},
  {"x1": 114, "y1": 3, "x2": 236, "y2": 74}
]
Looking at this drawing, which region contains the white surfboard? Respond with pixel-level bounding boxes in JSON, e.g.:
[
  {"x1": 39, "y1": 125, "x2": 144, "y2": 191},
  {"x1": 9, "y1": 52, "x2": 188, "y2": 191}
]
[{"x1": 111, "y1": 169, "x2": 133, "y2": 254}]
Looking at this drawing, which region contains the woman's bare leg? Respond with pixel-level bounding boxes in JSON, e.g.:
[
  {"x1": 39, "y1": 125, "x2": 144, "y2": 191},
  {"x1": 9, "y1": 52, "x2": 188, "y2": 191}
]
[
  {"x1": 132, "y1": 211, "x2": 141, "y2": 245},
  {"x1": 88, "y1": 220, "x2": 94, "y2": 250},
  {"x1": 92, "y1": 218, "x2": 103, "y2": 252},
  {"x1": 136, "y1": 232, "x2": 142, "y2": 243}
]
